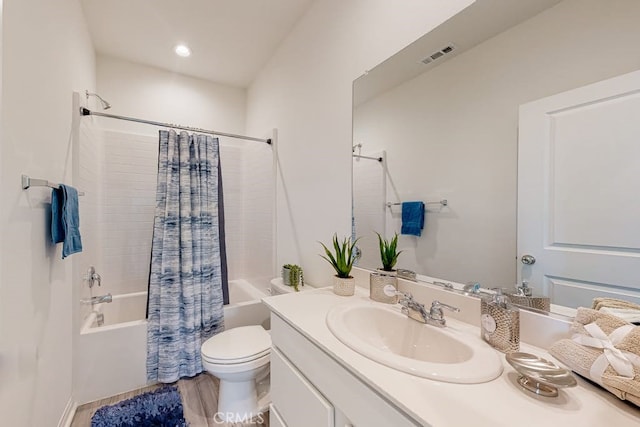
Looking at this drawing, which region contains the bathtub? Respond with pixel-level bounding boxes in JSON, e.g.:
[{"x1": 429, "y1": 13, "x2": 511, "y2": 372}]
[{"x1": 76, "y1": 279, "x2": 270, "y2": 404}]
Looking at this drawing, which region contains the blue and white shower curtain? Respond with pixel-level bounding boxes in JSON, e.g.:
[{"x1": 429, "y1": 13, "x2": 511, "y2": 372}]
[{"x1": 147, "y1": 129, "x2": 226, "y2": 383}]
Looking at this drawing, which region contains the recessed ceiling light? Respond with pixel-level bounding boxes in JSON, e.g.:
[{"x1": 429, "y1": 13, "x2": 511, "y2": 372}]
[{"x1": 174, "y1": 44, "x2": 191, "y2": 57}]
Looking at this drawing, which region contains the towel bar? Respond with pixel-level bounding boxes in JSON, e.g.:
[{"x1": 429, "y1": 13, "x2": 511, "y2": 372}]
[
  {"x1": 386, "y1": 200, "x2": 447, "y2": 208},
  {"x1": 22, "y1": 174, "x2": 85, "y2": 196}
]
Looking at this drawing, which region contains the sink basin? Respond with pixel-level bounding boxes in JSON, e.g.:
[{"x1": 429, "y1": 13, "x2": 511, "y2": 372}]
[{"x1": 326, "y1": 303, "x2": 503, "y2": 384}]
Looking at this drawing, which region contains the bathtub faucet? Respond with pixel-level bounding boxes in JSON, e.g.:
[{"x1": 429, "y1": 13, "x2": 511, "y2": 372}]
[{"x1": 81, "y1": 293, "x2": 112, "y2": 305}]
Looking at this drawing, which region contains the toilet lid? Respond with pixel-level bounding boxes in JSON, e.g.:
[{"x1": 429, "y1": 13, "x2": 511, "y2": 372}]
[{"x1": 201, "y1": 325, "x2": 271, "y2": 363}]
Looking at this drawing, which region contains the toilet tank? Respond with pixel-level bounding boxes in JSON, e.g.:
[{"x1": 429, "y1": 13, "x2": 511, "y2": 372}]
[{"x1": 270, "y1": 278, "x2": 313, "y2": 296}]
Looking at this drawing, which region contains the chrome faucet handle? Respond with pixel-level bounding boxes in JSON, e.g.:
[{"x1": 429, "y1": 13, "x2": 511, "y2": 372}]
[
  {"x1": 429, "y1": 300, "x2": 460, "y2": 325},
  {"x1": 396, "y1": 291, "x2": 414, "y2": 305},
  {"x1": 396, "y1": 290, "x2": 412, "y2": 299},
  {"x1": 91, "y1": 272, "x2": 102, "y2": 287},
  {"x1": 397, "y1": 269, "x2": 417, "y2": 281},
  {"x1": 396, "y1": 291, "x2": 416, "y2": 317},
  {"x1": 434, "y1": 281, "x2": 454, "y2": 290},
  {"x1": 85, "y1": 266, "x2": 102, "y2": 288},
  {"x1": 431, "y1": 300, "x2": 460, "y2": 313}
]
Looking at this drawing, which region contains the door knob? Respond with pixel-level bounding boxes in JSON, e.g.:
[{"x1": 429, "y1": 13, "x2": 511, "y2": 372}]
[{"x1": 521, "y1": 255, "x2": 536, "y2": 265}]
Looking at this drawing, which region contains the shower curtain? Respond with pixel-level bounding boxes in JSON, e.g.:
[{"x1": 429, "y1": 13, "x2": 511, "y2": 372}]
[{"x1": 146, "y1": 129, "x2": 227, "y2": 383}]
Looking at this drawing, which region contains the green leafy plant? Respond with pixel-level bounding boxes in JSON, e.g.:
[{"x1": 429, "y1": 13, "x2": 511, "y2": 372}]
[
  {"x1": 319, "y1": 234, "x2": 360, "y2": 278},
  {"x1": 376, "y1": 232, "x2": 402, "y2": 271},
  {"x1": 282, "y1": 264, "x2": 303, "y2": 292}
]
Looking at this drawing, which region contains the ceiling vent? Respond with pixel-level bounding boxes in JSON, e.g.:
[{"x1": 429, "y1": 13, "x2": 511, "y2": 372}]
[{"x1": 421, "y1": 44, "x2": 456, "y2": 65}]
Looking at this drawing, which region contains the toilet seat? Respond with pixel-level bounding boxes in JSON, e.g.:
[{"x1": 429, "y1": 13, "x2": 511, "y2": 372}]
[
  {"x1": 203, "y1": 348, "x2": 270, "y2": 365},
  {"x1": 201, "y1": 325, "x2": 271, "y2": 365},
  {"x1": 202, "y1": 352, "x2": 270, "y2": 375}
]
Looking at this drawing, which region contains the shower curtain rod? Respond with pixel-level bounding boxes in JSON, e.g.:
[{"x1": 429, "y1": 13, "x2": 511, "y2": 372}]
[{"x1": 80, "y1": 107, "x2": 271, "y2": 144}]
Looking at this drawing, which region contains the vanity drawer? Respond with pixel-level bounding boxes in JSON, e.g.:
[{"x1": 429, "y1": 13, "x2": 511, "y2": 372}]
[{"x1": 271, "y1": 347, "x2": 334, "y2": 427}]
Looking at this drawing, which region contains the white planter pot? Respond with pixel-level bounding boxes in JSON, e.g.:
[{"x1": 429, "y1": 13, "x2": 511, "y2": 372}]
[{"x1": 333, "y1": 276, "x2": 355, "y2": 296}]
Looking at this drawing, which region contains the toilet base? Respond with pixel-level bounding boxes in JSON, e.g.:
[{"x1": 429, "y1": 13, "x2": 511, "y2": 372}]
[{"x1": 217, "y1": 378, "x2": 268, "y2": 423}]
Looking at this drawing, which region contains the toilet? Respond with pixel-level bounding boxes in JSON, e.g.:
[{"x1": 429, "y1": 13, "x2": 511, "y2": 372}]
[{"x1": 201, "y1": 278, "x2": 310, "y2": 421}]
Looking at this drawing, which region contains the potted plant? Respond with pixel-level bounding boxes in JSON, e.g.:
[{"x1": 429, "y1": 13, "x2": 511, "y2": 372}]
[
  {"x1": 376, "y1": 232, "x2": 402, "y2": 274},
  {"x1": 370, "y1": 232, "x2": 403, "y2": 303},
  {"x1": 282, "y1": 264, "x2": 304, "y2": 292},
  {"x1": 319, "y1": 234, "x2": 359, "y2": 296}
]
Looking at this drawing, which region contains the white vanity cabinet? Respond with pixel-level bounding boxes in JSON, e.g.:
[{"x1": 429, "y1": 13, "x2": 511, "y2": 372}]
[{"x1": 269, "y1": 313, "x2": 419, "y2": 427}]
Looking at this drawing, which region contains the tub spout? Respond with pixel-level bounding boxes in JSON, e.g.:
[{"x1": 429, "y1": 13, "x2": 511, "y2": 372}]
[{"x1": 81, "y1": 293, "x2": 112, "y2": 305}]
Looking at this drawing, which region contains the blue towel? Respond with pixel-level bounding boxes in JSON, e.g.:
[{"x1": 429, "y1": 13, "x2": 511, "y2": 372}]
[
  {"x1": 401, "y1": 201, "x2": 425, "y2": 236},
  {"x1": 51, "y1": 185, "x2": 82, "y2": 258}
]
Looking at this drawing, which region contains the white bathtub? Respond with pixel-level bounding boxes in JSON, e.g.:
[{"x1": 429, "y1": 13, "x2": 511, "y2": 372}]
[
  {"x1": 76, "y1": 279, "x2": 270, "y2": 404},
  {"x1": 81, "y1": 291, "x2": 147, "y2": 331}
]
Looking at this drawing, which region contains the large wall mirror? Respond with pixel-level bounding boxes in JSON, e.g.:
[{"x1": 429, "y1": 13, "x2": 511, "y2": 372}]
[{"x1": 352, "y1": 0, "x2": 640, "y2": 312}]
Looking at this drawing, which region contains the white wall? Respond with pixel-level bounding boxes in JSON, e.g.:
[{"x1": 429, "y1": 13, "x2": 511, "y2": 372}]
[
  {"x1": 246, "y1": 0, "x2": 475, "y2": 285},
  {"x1": 96, "y1": 55, "x2": 247, "y2": 135},
  {"x1": 0, "y1": 0, "x2": 96, "y2": 425},
  {"x1": 352, "y1": 0, "x2": 640, "y2": 287}
]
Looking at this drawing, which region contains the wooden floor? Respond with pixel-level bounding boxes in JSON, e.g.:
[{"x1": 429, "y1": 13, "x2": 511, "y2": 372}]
[{"x1": 71, "y1": 373, "x2": 269, "y2": 427}]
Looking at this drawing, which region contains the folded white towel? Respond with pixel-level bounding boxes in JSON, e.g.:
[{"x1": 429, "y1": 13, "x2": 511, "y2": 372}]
[{"x1": 600, "y1": 307, "x2": 640, "y2": 324}]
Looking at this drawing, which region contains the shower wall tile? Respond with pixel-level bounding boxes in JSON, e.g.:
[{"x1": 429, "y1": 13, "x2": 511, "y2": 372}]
[
  {"x1": 78, "y1": 124, "x2": 105, "y2": 321},
  {"x1": 242, "y1": 142, "x2": 274, "y2": 291},
  {"x1": 353, "y1": 153, "x2": 386, "y2": 270},
  {"x1": 99, "y1": 131, "x2": 157, "y2": 296},
  {"x1": 220, "y1": 144, "x2": 244, "y2": 281}
]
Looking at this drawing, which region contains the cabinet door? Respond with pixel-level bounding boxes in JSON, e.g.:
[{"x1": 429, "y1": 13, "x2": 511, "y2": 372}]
[
  {"x1": 271, "y1": 347, "x2": 334, "y2": 427},
  {"x1": 518, "y1": 69, "x2": 640, "y2": 307},
  {"x1": 269, "y1": 404, "x2": 287, "y2": 427}
]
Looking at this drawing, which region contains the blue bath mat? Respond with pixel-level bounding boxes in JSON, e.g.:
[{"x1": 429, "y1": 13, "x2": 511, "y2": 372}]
[{"x1": 91, "y1": 385, "x2": 187, "y2": 427}]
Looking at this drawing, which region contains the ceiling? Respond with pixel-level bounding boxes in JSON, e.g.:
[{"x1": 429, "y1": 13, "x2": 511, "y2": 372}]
[
  {"x1": 353, "y1": 0, "x2": 562, "y2": 106},
  {"x1": 80, "y1": 0, "x2": 314, "y2": 87}
]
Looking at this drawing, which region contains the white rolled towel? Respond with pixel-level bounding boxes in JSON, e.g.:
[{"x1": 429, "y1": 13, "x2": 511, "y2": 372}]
[{"x1": 600, "y1": 307, "x2": 640, "y2": 324}]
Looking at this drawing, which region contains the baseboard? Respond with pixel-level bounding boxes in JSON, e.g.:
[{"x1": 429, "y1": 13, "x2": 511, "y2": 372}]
[{"x1": 57, "y1": 397, "x2": 78, "y2": 427}]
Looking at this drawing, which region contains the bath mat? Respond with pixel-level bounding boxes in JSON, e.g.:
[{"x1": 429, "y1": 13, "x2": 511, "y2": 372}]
[{"x1": 91, "y1": 385, "x2": 187, "y2": 427}]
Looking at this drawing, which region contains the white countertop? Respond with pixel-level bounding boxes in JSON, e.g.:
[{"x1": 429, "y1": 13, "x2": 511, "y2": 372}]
[{"x1": 263, "y1": 286, "x2": 640, "y2": 427}]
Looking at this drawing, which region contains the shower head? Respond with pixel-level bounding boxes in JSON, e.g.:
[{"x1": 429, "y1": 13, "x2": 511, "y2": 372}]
[{"x1": 85, "y1": 90, "x2": 111, "y2": 110}]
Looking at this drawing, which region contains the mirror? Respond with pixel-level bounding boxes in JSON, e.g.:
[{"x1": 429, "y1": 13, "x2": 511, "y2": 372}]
[{"x1": 352, "y1": 0, "x2": 640, "y2": 311}]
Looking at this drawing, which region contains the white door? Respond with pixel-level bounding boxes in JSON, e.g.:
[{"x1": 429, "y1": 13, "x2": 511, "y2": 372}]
[{"x1": 518, "y1": 69, "x2": 640, "y2": 309}]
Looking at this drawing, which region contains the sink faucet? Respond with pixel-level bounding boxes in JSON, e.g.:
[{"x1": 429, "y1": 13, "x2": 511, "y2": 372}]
[
  {"x1": 397, "y1": 291, "x2": 430, "y2": 321},
  {"x1": 397, "y1": 291, "x2": 460, "y2": 327},
  {"x1": 515, "y1": 281, "x2": 533, "y2": 297}
]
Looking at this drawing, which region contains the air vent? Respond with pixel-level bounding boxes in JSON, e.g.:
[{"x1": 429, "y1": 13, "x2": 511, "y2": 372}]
[{"x1": 421, "y1": 44, "x2": 456, "y2": 65}]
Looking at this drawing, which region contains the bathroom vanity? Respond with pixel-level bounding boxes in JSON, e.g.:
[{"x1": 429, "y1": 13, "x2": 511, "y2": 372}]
[{"x1": 263, "y1": 285, "x2": 639, "y2": 427}]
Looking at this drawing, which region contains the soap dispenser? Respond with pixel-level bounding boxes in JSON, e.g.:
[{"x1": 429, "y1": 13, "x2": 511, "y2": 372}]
[
  {"x1": 481, "y1": 289, "x2": 520, "y2": 353},
  {"x1": 505, "y1": 281, "x2": 551, "y2": 311}
]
